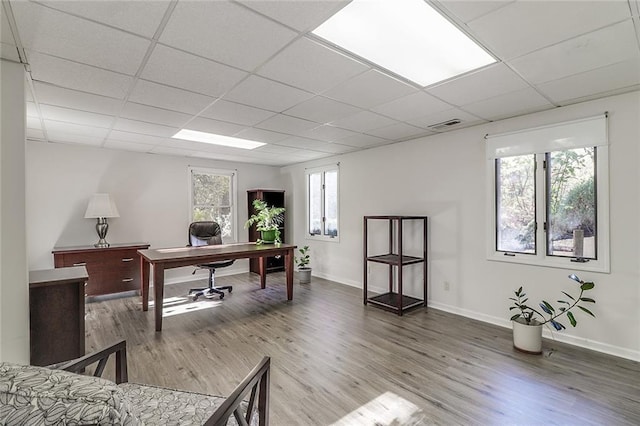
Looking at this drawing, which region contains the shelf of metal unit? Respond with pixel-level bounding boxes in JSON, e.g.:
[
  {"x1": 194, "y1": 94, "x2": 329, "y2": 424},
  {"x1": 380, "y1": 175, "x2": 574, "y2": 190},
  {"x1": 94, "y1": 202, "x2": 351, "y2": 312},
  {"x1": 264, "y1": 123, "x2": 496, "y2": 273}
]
[{"x1": 363, "y1": 215, "x2": 428, "y2": 316}]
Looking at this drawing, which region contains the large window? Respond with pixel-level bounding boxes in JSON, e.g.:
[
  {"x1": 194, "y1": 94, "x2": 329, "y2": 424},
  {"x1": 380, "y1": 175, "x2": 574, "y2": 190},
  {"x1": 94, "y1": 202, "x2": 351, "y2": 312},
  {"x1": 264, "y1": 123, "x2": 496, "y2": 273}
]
[
  {"x1": 307, "y1": 164, "x2": 339, "y2": 241},
  {"x1": 189, "y1": 167, "x2": 237, "y2": 243},
  {"x1": 487, "y1": 115, "x2": 609, "y2": 272}
]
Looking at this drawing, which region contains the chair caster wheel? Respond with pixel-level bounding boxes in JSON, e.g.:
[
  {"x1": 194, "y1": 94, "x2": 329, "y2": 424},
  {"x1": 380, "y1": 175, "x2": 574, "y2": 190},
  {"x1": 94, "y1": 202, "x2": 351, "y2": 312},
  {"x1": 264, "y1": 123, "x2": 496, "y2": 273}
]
[
  {"x1": 192, "y1": 295, "x2": 199, "y2": 301},
  {"x1": 228, "y1": 287, "x2": 233, "y2": 293},
  {"x1": 219, "y1": 294, "x2": 224, "y2": 300}
]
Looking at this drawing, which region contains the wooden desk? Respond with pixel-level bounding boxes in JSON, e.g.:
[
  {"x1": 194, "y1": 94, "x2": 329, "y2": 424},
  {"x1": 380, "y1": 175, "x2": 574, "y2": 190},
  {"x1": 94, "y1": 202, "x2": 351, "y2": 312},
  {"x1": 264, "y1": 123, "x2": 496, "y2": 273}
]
[
  {"x1": 29, "y1": 266, "x2": 88, "y2": 366},
  {"x1": 138, "y1": 243, "x2": 297, "y2": 331}
]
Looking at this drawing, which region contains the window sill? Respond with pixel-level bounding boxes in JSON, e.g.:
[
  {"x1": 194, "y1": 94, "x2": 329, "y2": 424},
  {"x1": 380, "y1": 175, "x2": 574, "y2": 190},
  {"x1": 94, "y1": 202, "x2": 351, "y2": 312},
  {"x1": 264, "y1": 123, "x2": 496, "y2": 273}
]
[
  {"x1": 305, "y1": 234, "x2": 340, "y2": 243},
  {"x1": 487, "y1": 252, "x2": 609, "y2": 273}
]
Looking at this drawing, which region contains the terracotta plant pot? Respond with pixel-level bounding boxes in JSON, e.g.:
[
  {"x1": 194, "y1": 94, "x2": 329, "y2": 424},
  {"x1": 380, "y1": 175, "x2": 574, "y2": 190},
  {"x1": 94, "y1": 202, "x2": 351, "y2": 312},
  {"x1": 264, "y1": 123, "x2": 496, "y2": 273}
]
[{"x1": 512, "y1": 318, "x2": 543, "y2": 354}]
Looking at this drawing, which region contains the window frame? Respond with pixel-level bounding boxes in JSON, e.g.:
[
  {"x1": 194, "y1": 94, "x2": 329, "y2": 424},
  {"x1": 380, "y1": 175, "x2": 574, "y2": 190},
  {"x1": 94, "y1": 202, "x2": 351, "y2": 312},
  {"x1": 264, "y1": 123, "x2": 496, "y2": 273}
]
[
  {"x1": 486, "y1": 115, "x2": 610, "y2": 273},
  {"x1": 188, "y1": 166, "x2": 238, "y2": 244},
  {"x1": 305, "y1": 164, "x2": 340, "y2": 242}
]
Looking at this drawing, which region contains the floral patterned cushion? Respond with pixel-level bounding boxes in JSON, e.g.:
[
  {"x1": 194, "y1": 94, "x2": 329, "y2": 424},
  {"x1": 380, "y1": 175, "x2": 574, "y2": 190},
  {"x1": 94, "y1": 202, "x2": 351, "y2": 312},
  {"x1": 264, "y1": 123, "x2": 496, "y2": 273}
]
[
  {"x1": 0, "y1": 362, "x2": 140, "y2": 425},
  {"x1": 119, "y1": 383, "x2": 256, "y2": 426}
]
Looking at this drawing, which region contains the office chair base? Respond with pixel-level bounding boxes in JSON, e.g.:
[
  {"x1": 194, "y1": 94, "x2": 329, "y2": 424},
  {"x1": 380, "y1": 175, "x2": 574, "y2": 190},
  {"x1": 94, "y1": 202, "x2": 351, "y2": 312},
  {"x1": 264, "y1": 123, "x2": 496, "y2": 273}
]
[{"x1": 188, "y1": 286, "x2": 232, "y2": 301}]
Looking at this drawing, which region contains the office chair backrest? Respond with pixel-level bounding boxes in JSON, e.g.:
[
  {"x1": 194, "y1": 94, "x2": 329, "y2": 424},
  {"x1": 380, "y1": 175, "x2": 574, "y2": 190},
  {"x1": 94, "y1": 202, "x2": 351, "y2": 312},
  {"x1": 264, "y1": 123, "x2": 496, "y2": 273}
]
[{"x1": 188, "y1": 221, "x2": 223, "y2": 247}]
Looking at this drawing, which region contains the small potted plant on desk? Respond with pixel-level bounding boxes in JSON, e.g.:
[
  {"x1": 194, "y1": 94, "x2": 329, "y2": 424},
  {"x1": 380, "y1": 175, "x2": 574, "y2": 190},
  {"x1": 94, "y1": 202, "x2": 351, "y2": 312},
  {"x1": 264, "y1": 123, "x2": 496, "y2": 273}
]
[
  {"x1": 296, "y1": 245, "x2": 311, "y2": 284},
  {"x1": 509, "y1": 273, "x2": 596, "y2": 354},
  {"x1": 244, "y1": 199, "x2": 285, "y2": 245}
]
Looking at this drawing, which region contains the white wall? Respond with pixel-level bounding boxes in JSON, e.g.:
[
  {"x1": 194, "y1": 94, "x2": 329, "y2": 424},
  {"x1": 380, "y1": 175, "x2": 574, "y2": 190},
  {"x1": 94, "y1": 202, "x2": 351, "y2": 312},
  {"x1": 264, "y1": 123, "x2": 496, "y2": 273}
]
[
  {"x1": 26, "y1": 142, "x2": 283, "y2": 283},
  {"x1": 0, "y1": 60, "x2": 29, "y2": 363},
  {"x1": 281, "y1": 91, "x2": 640, "y2": 361}
]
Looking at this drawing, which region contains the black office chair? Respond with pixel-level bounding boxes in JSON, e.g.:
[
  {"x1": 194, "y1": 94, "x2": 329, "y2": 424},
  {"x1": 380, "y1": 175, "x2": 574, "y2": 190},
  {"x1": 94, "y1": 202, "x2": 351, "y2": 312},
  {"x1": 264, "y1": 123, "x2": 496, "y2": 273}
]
[{"x1": 187, "y1": 221, "x2": 234, "y2": 300}]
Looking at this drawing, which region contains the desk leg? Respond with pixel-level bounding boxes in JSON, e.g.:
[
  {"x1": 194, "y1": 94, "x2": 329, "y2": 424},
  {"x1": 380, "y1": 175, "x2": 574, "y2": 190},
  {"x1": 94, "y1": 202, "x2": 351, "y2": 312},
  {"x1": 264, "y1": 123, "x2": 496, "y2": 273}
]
[
  {"x1": 285, "y1": 249, "x2": 293, "y2": 301},
  {"x1": 140, "y1": 257, "x2": 150, "y2": 312},
  {"x1": 259, "y1": 256, "x2": 266, "y2": 289},
  {"x1": 153, "y1": 264, "x2": 165, "y2": 332}
]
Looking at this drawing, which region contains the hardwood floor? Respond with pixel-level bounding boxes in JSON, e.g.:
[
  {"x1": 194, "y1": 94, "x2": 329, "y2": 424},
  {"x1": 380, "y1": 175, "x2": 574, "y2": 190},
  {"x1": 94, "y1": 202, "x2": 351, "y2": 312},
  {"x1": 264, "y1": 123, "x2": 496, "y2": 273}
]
[{"x1": 85, "y1": 272, "x2": 640, "y2": 425}]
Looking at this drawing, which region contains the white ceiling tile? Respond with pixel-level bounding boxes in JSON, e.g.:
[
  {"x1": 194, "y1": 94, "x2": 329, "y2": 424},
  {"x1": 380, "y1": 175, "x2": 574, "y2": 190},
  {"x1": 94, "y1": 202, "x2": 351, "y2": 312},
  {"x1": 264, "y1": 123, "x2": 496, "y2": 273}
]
[
  {"x1": 47, "y1": 131, "x2": 104, "y2": 146},
  {"x1": 254, "y1": 144, "x2": 300, "y2": 155},
  {"x1": 462, "y1": 87, "x2": 553, "y2": 121},
  {"x1": 437, "y1": 1, "x2": 513, "y2": 23},
  {"x1": 468, "y1": 1, "x2": 632, "y2": 59},
  {"x1": 408, "y1": 108, "x2": 486, "y2": 130},
  {"x1": 129, "y1": 79, "x2": 215, "y2": 115},
  {"x1": 255, "y1": 114, "x2": 318, "y2": 135},
  {"x1": 365, "y1": 122, "x2": 428, "y2": 140},
  {"x1": 289, "y1": 150, "x2": 332, "y2": 160},
  {"x1": 275, "y1": 136, "x2": 335, "y2": 151},
  {"x1": 149, "y1": 146, "x2": 194, "y2": 157},
  {"x1": 28, "y1": 51, "x2": 133, "y2": 99},
  {"x1": 108, "y1": 130, "x2": 168, "y2": 145},
  {"x1": 233, "y1": 127, "x2": 290, "y2": 144},
  {"x1": 183, "y1": 117, "x2": 246, "y2": 136},
  {"x1": 1, "y1": 8, "x2": 15, "y2": 44},
  {"x1": 299, "y1": 125, "x2": 359, "y2": 142},
  {"x1": 329, "y1": 111, "x2": 397, "y2": 133},
  {"x1": 112, "y1": 118, "x2": 178, "y2": 138},
  {"x1": 333, "y1": 133, "x2": 390, "y2": 148},
  {"x1": 27, "y1": 116, "x2": 42, "y2": 130},
  {"x1": 33, "y1": 82, "x2": 122, "y2": 116},
  {"x1": 120, "y1": 102, "x2": 191, "y2": 128},
  {"x1": 13, "y1": 1, "x2": 150, "y2": 75},
  {"x1": 316, "y1": 143, "x2": 359, "y2": 154},
  {"x1": 1, "y1": 43, "x2": 20, "y2": 61},
  {"x1": 257, "y1": 37, "x2": 368, "y2": 94},
  {"x1": 323, "y1": 70, "x2": 417, "y2": 109},
  {"x1": 371, "y1": 92, "x2": 452, "y2": 121},
  {"x1": 39, "y1": 104, "x2": 114, "y2": 128},
  {"x1": 284, "y1": 96, "x2": 361, "y2": 124},
  {"x1": 224, "y1": 75, "x2": 314, "y2": 112},
  {"x1": 141, "y1": 44, "x2": 247, "y2": 97},
  {"x1": 536, "y1": 59, "x2": 640, "y2": 104},
  {"x1": 26, "y1": 102, "x2": 39, "y2": 118},
  {"x1": 26, "y1": 128, "x2": 46, "y2": 140},
  {"x1": 509, "y1": 21, "x2": 640, "y2": 84},
  {"x1": 160, "y1": 1, "x2": 297, "y2": 71},
  {"x1": 164, "y1": 137, "x2": 224, "y2": 152},
  {"x1": 103, "y1": 139, "x2": 154, "y2": 153},
  {"x1": 427, "y1": 63, "x2": 528, "y2": 106},
  {"x1": 199, "y1": 100, "x2": 275, "y2": 126},
  {"x1": 239, "y1": 1, "x2": 349, "y2": 32},
  {"x1": 39, "y1": 1, "x2": 170, "y2": 38},
  {"x1": 43, "y1": 120, "x2": 109, "y2": 139}
]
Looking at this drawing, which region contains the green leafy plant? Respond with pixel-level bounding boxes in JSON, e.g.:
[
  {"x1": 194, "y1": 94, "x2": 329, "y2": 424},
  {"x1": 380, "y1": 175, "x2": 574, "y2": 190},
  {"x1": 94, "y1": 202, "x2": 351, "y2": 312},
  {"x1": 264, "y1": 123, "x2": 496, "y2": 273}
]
[
  {"x1": 244, "y1": 199, "x2": 285, "y2": 244},
  {"x1": 295, "y1": 246, "x2": 310, "y2": 269},
  {"x1": 509, "y1": 274, "x2": 596, "y2": 330}
]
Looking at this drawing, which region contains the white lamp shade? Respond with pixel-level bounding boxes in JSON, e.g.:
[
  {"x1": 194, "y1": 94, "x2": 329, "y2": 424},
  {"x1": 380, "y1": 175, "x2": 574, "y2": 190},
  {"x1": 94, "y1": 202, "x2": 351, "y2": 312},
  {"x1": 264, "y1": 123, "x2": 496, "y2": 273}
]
[{"x1": 84, "y1": 193, "x2": 120, "y2": 218}]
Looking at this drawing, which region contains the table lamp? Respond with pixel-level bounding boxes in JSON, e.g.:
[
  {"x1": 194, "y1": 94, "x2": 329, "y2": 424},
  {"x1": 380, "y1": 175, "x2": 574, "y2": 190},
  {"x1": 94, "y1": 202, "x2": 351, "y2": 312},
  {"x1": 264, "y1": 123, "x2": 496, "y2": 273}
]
[{"x1": 84, "y1": 193, "x2": 120, "y2": 247}]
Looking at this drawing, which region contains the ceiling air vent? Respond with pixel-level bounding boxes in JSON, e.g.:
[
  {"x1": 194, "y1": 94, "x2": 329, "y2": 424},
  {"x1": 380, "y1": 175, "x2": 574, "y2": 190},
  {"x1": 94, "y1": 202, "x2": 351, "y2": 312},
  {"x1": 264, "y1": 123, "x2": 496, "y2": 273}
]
[{"x1": 428, "y1": 118, "x2": 462, "y2": 131}]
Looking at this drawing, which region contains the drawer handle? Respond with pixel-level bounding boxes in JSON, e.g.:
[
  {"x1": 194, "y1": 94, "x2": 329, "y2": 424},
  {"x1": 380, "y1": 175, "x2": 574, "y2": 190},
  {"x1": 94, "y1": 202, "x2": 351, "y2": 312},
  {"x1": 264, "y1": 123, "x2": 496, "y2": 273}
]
[
  {"x1": 122, "y1": 278, "x2": 134, "y2": 282},
  {"x1": 122, "y1": 258, "x2": 134, "y2": 262},
  {"x1": 73, "y1": 262, "x2": 87, "y2": 266}
]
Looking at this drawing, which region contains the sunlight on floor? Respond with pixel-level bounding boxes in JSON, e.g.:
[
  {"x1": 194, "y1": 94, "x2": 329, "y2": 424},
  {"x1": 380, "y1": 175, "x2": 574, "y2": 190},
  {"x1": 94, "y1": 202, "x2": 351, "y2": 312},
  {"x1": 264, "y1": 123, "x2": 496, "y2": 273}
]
[
  {"x1": 146, "y1": 296, "x2": 222, "y2": 317},
  {"x1": 331, "y1": 391, "x2": 428, "y2": 425}
]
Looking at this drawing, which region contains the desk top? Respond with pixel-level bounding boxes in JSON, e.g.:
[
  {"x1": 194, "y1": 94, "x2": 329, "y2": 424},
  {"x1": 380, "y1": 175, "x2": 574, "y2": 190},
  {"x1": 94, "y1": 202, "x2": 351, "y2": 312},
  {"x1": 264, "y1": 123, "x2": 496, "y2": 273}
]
[
  {"x1": 29, "y1": 266, "x2": 88, "y2": 287},
  {"x1": 138, "y1": 242, "x2": 296, "y2": 263}
]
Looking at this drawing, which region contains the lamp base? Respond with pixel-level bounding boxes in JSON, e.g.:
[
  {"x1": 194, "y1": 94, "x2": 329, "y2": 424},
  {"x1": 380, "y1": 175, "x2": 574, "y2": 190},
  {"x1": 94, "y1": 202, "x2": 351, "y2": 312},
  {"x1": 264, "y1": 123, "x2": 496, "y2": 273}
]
[{"x1": 94, "y1": 218, "x2": 111, "y2": 248}]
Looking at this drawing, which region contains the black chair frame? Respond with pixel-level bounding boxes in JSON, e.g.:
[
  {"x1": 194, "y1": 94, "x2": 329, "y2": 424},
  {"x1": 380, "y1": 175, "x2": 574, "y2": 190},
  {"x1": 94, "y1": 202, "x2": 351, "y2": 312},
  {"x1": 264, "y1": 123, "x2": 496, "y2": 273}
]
[{"x1": 187, "y1": 221, "x2": 234, "y2": 300}]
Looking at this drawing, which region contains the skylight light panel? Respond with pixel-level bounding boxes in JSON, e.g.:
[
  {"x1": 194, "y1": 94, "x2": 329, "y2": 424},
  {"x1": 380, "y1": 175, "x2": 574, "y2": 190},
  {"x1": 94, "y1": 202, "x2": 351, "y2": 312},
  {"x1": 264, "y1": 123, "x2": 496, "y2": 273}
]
[
  {"x1": 172, "y1": 129, "x2": 266, "y2": 150},
  {"x1": 312, "y1": 0, "x2": 495, "y2": 87}
]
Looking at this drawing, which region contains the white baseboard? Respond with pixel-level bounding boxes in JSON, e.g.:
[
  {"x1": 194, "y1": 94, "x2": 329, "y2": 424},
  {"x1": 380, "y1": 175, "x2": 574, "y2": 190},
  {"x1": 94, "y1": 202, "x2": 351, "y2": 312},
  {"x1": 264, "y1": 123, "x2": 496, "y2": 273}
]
[{"x1": 428, "y1": 300, "x2": 640, "y2": 362}]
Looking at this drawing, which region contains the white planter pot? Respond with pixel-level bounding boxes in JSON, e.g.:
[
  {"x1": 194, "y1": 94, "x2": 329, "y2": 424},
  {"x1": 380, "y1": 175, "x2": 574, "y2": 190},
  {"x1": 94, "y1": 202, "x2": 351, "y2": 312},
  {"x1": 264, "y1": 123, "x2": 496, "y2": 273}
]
[
  {"x1": 512, "y1": 318, "x2": 543, "y2": 354},
  {"x1": 298, "y1": 268, "x2": 311, "y2": 284}
]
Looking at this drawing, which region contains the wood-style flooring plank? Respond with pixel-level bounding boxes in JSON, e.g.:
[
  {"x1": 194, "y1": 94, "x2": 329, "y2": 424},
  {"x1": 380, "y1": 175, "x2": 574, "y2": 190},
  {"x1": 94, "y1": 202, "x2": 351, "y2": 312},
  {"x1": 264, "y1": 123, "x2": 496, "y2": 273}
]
[{"x1": 84, "y1": 273, "x2": 640, "y2": 425}]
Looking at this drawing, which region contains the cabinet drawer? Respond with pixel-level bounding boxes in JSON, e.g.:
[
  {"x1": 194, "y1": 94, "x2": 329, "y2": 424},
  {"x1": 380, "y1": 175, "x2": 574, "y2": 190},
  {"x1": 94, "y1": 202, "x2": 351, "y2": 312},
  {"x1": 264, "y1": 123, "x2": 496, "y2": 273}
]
[{"x1": 53, "y1": 243, "x2": 149, "y2": 296}]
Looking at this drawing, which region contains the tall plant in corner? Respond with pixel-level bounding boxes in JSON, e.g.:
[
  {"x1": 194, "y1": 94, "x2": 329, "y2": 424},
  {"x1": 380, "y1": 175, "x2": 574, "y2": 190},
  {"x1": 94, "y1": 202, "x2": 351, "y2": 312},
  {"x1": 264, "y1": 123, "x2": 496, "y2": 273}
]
[{"x1": 509, "y1": 274, "x2": 596, "y2": 354}]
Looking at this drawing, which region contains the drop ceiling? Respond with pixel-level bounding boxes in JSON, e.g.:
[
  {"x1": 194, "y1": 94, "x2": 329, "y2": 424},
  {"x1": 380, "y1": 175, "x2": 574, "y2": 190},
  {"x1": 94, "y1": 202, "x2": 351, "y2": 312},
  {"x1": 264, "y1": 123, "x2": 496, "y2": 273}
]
[{"x1": 2, "y1": 0, "x2": 639, "y2": 167}]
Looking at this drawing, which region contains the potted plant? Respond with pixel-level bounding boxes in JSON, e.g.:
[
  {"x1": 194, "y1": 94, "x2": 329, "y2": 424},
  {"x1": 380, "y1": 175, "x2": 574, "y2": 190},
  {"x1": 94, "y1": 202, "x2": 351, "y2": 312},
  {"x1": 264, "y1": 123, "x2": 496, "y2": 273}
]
[
  {"x1": 295, "y1": 245, "x2": 311, "y2": 284},
  {"x1": 509, "y1": 273, "x2": 596, "y2": 354},
  {"x1": 244, "y1": 199, "x2": 285, "y2": 245}
]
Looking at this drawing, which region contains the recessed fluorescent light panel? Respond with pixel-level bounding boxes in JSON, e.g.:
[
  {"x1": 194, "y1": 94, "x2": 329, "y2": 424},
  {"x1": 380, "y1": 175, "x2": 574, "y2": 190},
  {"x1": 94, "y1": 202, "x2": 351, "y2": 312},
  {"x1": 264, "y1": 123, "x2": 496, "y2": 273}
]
[
  {"x1": 172, "y1": 129, "x2": 266, "y2": 150},
  {"x1": 312, "y1": 0, "x2": 495, "y2": 87}
]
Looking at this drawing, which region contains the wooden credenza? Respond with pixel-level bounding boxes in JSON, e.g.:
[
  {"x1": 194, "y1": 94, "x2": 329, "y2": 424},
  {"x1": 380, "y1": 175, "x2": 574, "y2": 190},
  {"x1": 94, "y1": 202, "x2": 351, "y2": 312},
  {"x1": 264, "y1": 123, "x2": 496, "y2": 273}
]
[
  {"x1": 52, "y1": 243, "x2": 150, "y2": 296},
  {"x1": 29, "y1": 267, "x2": 88, "y2": 366}
]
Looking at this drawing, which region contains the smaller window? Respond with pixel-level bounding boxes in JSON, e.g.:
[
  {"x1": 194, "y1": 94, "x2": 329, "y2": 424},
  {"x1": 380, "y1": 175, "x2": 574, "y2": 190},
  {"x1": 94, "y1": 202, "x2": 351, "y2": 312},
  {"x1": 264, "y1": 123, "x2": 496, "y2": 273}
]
[
  {"x1": 189, "y1": 167, "x2": 237, "y2": 243},
  {"x1": 306, "y1": 164, "x2": 340, "y2": 241}
]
